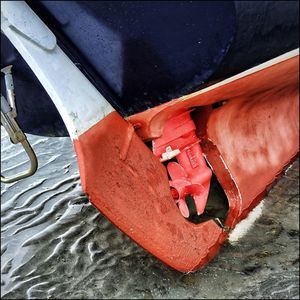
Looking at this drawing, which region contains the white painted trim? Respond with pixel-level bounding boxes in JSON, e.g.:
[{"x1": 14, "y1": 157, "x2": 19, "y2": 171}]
[
  {"x1": 180, "y1": 48, "x2": 299, "y2": 102},
  {"x1": 1, "y1": 1, "x2": 114, "y2": 139}
]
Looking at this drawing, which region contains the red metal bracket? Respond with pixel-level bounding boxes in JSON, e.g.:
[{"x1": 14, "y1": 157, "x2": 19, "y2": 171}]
[{"x1": 152, "y1": 111, "x2": 212, "y2": 218}]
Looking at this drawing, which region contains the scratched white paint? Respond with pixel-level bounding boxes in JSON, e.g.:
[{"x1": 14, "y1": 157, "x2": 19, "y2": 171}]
[
  {"x1": 228, "y1": 200, "x2": 265, "y2": 245},
  {"x1": 1, "y1": 1, "x2": 56, "y2": 51},
  {"x1": 1, "y1": 1, "x2": 114, "y2": 139}
]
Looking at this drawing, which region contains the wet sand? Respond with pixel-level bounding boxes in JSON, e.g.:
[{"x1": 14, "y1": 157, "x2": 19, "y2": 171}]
[{"x1": 1, "y1": 129, "x2": 299, "y2": 299}]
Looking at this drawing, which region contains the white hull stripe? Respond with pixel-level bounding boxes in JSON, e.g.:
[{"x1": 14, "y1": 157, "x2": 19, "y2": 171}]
[{"x1": 1, "y1": 1, "x2": 115, "y2": 139}]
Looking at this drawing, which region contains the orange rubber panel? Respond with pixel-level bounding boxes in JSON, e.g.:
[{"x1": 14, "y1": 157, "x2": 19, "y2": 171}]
[
  {"x1": 206, "y1": 85, "x2": 299, "y2": 221},
  {"x1": 127, "y1": 51, "x2": 299, "y2": 226},
  {"x1": 74, "y1": 111, "x2": 228, "y2": 272}
]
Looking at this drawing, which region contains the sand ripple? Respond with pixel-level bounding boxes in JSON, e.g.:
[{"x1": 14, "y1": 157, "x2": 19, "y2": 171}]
[{"x1": 1, "y1": 128, "x2": 299, "y2": 299}]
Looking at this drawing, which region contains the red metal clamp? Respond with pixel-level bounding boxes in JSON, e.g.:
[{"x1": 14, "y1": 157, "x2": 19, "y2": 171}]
[{"x1": 152, "y1": 111, "x2": 212, "y2": 218}]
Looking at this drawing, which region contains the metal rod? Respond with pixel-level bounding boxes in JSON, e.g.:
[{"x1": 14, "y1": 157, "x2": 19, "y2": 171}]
[{"x1": 1, "y1": 138, "x2": 38, "y2": 183}]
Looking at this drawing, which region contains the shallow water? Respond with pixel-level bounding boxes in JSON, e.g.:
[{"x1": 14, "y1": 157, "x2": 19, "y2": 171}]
[{"x1": 1, "y1": 128, "x2": 299, "y2": 299}]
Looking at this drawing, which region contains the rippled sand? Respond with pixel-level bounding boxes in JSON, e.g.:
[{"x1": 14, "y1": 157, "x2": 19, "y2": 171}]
[{"x1": 1, "y1": 128, "x2": 299, "y2": 299}]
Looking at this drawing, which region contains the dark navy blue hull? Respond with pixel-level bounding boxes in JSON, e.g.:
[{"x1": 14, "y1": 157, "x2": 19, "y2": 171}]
[{"x1": 1, "y1": 1, "x2": 299, "y2": 137}]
